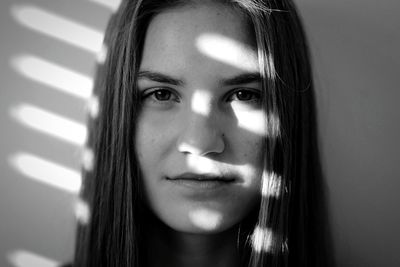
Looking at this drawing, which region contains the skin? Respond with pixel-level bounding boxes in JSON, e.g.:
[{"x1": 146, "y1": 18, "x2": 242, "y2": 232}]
[{"x1": 135, "y1": 2, "x2": 265, "y2": 267}]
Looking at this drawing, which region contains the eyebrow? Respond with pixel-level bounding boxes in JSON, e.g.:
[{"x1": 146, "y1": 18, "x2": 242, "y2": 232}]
[
  {"x1": 221, "y1": 72, "x2": 261, "y2": 86},
  {"x1": 137, "y1": 71, "x2": 261, "y2": 86},
  {"x1": 137, "y1": 71, "x2": 184, "y2": 86}
]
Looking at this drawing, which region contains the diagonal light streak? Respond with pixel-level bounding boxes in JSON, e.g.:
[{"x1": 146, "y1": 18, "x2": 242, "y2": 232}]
[
  {"x1": 10, "y1": 103, "x2": 87, "y2": 146},
  {"x1": 232, "y1": 105, "x2": 267, "y2": 136},
  {"x1": 9, "y1": 152, "x2": 81, "y2": 193},
  {"x1": 8, "y1": 250, "x2": 59, "y2": 267},
  {"x1": 196, "y1": 33, "x2": 259, "y2": 72},
  {"x1": 11, "y1": 54, "x2": 93, "y2": 99},
  {"x1": 88, "y1": 0, "x2": 122, "y2": 11},
  {"x1": 11, "y1": 4, "x2": 104, "y2": 53}
]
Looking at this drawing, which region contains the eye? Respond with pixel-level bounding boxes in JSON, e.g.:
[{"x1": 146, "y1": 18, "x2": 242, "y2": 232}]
[
  {"x1": 141, "y1": 88, "x2": 180, "y2": 103},
  {"x1": 153, "y1": 89, "x2": 172, "y2": 101},
  {"x1": 228, "y1": 89, "x2": 261, "y2": 102}
]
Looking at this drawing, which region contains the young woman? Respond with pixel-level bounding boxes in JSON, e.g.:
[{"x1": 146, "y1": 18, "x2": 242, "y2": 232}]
[{"x1": 71, "y1": 0, "x2": 334, "y2": 266}]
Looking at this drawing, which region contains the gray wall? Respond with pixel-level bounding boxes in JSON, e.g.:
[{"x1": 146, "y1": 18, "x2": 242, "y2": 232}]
[
  {"x1": 0, "y1": 0, "x2": 399, "y2": 266},
  {"x1": 300, "y1": 1, "x2": 400, "y2": 266}
]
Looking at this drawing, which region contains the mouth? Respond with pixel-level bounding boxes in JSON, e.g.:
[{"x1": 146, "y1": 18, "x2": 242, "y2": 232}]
[{"x1": 166, "y1": 173, "x2": 236, "y2": 190}]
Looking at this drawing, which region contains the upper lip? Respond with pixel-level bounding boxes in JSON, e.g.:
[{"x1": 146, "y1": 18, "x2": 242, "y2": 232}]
[{"x1": 167, "y1": 172, "x2": 236, "y2": 182}]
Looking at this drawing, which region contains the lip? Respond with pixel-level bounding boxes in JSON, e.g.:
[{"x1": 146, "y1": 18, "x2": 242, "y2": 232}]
[
  {"x1": 168, "y1": 172, "x2": 236, "y2": 182},
  {"x1": 166, "y1": 172, "x2": 236, "y2": 190}
]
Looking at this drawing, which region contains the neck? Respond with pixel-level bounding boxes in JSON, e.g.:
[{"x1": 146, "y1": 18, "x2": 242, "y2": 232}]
[{"x1": 144, "y1": 213, "x2": 242, "y2": 267}]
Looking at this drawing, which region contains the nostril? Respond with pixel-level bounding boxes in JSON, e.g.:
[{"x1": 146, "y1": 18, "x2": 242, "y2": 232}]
[
  {"x1": 176, "y1": 112, "x2": 225, "y2": 156},
  {"x1": 177, "y1": 142, "x2": 202, "y2": 155}
]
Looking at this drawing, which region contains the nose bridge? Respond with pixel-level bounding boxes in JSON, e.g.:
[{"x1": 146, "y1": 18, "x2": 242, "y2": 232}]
[
  {"x1": 177, "y1": 91, "x2": 224, "y2": 155},
  {"x1": 191, "y1": 89, "x2": 212, "y2": 116}
]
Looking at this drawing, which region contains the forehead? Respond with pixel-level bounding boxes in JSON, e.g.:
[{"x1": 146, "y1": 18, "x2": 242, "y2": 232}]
[
  {"x1": 139, "y1": 3, "x2": 259, "y2": 78},
  {"x1": 146, "y1": 3, "x2": 253, "y2": 45}
]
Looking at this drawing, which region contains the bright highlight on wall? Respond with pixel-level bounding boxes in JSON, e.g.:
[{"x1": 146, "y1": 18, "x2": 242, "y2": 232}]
[
  {"x1": 11, "y1": 54, "x2": 93, "y2": 99},
  {"x1": 88, "y1": 0, "x2": 122, "y2": 11},
  {"x1": 8, "y1": 250, "x2": 59, "y2": 267},
  {"x1": 10, "y1": 103, "x2": 87, "y2": 146},
  {"x1": 9, "y1": 152, "x2": 81, "y2": 193},
  {"x1": 11, "y1": 4, "x2": 104, "y2": 53},
  {"x1": 74, "y1": 198, "x2": 90, "y2": 225},
  {"x1": 81, "y1": 146, "x2": 94, "y2": 171},
  {"x1": 86, "y1": 95, "x2": 100, "y2": 119},
  {"x1": 5, "y1": 0, "x2": 107, "y2": 264},
  {"x1": 96, "y1": 44, "x2": 108, "y2": 64}
]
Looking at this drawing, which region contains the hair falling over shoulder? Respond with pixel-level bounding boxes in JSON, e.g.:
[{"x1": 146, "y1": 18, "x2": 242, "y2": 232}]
[{"x1": 72, "y1": 0, "x2": 335, "y2": 266}]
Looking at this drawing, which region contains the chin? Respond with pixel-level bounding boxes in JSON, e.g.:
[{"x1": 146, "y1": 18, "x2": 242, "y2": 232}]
[{"x1": 162, "y1": 208, "x2": 241, "y2": 235}]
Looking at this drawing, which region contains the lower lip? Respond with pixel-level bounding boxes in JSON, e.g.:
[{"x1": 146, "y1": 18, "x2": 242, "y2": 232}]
[{"x1": 166, "y1": 178, "x2": 234, "y2": 190}]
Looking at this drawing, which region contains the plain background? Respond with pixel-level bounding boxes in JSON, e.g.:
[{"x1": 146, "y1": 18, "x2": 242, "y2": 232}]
[{"x1": 0, "y1": 0, "x2": 399, "y2": 266}]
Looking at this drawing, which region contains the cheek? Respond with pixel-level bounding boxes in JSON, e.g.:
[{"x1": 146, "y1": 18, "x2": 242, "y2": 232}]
[
  {"x1": 135, "y1": 120, "x2": 150, "y2": 162},
  {"x1": 232, "y1": 107, "x2": 266, "y2": 136},
  {"x1": 228, "y1": 107, "x2": 266, "y2": 169},
  {"x1": 135, "y1": 116, "x2": 169, "y2": 205},
  {"x1": 229, "y1": 128, "x2": 264, "y2": 165},
  {"x1": 136, "y1": 117, "x2": 161, "y2": 179},
  {"x1": 228, "y1": 128, "x2": 265, "y2": 189},
  {"x1": 135, "y1": 113, "x2": 173, "y2": 163}
]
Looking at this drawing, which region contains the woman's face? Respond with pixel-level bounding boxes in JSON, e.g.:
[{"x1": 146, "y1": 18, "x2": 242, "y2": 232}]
[{"x1": 136, "y1": 3, "x2": 266, "y2": 234}]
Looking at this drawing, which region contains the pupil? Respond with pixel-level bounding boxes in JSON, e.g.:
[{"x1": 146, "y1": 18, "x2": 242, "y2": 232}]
[
  {"x1": 237, "y1": 91, "x2": 252, "y2": 100},
  {"x1": 155, "y1": 90, "x2": 170, "y2": 101}
]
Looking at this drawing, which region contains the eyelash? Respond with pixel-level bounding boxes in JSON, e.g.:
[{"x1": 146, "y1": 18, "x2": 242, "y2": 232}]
[
  {"x1": 227, "y1": 88, "x2": 261, "y2": 102},
  {"x1": 141, "y1": 88, "x2": 261, "y2": 104},
  {"x1": 141, "y1": 88, "x2": 180, "y2": 103}
]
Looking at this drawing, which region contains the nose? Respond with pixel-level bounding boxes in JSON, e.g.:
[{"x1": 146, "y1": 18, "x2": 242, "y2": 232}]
[{"x1": 176, "y1": 112, "x2": 225, "y2": 156}]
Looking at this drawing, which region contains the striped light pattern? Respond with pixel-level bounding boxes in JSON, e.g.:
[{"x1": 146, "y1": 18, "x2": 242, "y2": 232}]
[
  {"x1": 196, "y1": 33, "x2": 258, "y2": 72},
  {"x1": 9, "y1": 152, "x2": 81, "y2": 193},
  {"x1": 8, "y1": 250, "x2": 59, "y2": 267},
  {"x1": 11, "y1": 54, "x2": 93, "y2": 99},
  {"x1": 10, "y1": 103, "x2": 87, "y2": 146},
  {"x1": 88, "y1": 0, "x2": 122, "y2": 11},
  {"x1": 11, "y1": 4, "x2": 104, "y2": 53}
]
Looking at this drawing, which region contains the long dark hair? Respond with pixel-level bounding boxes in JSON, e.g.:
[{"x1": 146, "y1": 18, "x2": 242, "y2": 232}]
[{"x1": 73, "y1": 0, "x2": 334, "y2": 266}]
